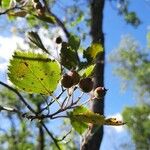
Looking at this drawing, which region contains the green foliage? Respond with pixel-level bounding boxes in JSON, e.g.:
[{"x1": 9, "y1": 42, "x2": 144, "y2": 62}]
[
  {"x1": 122, "y1": 105, "x2": 150, "y2": 149},
  {"x1": 68, "y1": 106, "x2": 88, "y2": 134},
  {"x1": 28, "y1": 31, "x2": 49, "y2": 54},
  {"x1": 60, "y1": 42, "x2": 79, "y2": 69},
  {"x1": 80, "y1": 64, "x2": 95, "y2": 78},
  {"x1": 110, "y1": 35, "x2": 150, "y2": 102},
  {"x1": 125, "y1": 12, "x2": 140, "y2": 27},
  {"x1": 83, "y1": 43, "x2": 103, "y2": 65},
  {"x1": 68, "y1": 106, "x2": 125, "y2": 134},
  {"x1": 1, "y1": 0, "x2": 11, "y2": 8},
  {"x1": 68, "y1": 34, "x2": 80, "y2": 51},
  {"x1": 35, "y1": 14, "x2": 56, "y2": 24},
  {"x1": 8, "y1": 51, "x2": 61, "y2": 95}
]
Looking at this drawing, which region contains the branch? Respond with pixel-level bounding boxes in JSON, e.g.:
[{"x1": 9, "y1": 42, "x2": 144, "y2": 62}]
[
  {"x1": 0, "y1": 81, "x2": 36, "y2": 114},
  {"x1": 41, "y1": 122, "x2": 61, "y2": 150},
  {"x1": 0, "y1": 6, "x2": 23, "y2": 15},
  {"x1": 42, "y1": 0, "x2": 70, "y2": 38}
]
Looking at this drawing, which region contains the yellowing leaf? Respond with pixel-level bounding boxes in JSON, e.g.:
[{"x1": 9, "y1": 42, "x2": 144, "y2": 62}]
[
  {"x1": 80, "y1": 64, "x2": 95, "y2": 78},
  {"x1": 86, "y1": 43, "x2": 103, "y2": 59},
  {"x1": 69, "y1": 106, "x2": 125, "y2": 131},
  {"x1": 104, "y1": 118, "x2": 125, "y2": 126},
  {"x1": 8, "y1": 51, "x2": 61, "y2": 95}
]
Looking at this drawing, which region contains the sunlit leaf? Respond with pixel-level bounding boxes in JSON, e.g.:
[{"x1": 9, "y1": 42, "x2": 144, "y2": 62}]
[
  {"x1": 83, "y1": 43, "x2": 103, "y2": 64},
  {"x1": 80, "y1": 64, "x2": 95, "y2": 77},
  {"x1": 104, "y1": 118, "x2": 125, "y2": 126},
  {"x1": 68, "y1": 106, "x2": 88, "y2": 134},
  {"x1": 35, "y1": 14, "x2": 56, "y2": 24},
  {"x1": 27, "y1": 31, "x2": 49, "y2": 54},
  {"x1": 8, "y1": 11, "x2": 27, "y2": 17},
  {"x1": 2, "y1": 0, "x2": 11, "y2": 8},
  {"x1": 68, "y1": 106, "x2": 125, "y2": 134},
  {"x1": 8, "y1": 51, "x2": 61, "y2": 95}
]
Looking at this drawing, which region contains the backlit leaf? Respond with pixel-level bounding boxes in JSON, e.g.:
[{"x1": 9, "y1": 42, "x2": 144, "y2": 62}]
[
  {"x1": 8, "y1": 51, "x2": 61, "y2": 95},
  {"x1": 60, "y1": 42, "x2": 78, "y2": 69},
  {"x1": 2, "y1": 0, "x2": 11, "y2": 8},
  {"x1": 80, "y1": 64, "x2": 95, "y2": 77},
  {"x1": 68, "y1": 106, "x2": 88, "y2": 134},
  {"x1": 68, "y1": 106, "x2": 125, "y2": 134},
  {"x1": 104, "y1": 118, "x2": 125, "y2": 126},
  {"x1": 83, "y1": 43, "x2": 103, "y2": 64}
]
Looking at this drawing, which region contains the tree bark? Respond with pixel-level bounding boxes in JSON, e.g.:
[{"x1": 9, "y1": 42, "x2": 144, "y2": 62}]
[{"x1": 81, "y1": 0, "x2": 105, "y2": 150}]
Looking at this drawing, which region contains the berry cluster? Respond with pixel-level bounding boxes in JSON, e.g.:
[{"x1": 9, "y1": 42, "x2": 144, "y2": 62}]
[{"x1": 61, "y1": 71, "x2": 107, "y2": 99}]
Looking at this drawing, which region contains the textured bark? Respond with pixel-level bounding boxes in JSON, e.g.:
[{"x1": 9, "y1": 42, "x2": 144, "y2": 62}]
[{"x1": 81, "y1": 0, "x2": 105, "y2": 150}]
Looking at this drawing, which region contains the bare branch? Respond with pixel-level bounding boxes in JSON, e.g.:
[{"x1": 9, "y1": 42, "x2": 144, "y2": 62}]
[
  {"x1": 42, "y1": 0, "x2": 70, "y2": 38},
  {"x1": 41, "y1": 122, "x2": 61, "y2": 150},
  {"x1": 0, "y1": 6, "x2": 24, "y2": 15},
  {"x1": 0, "y1": 81, "x2": 36, "y2": 114}
]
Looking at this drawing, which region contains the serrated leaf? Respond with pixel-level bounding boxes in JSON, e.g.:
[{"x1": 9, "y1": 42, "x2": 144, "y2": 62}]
[
  {"x1": 80, "y1": 64, "x2": 95, "y2": 78},
  {"x1": 28, "y1": 31, "x2": 49, "y2": 54},
  {"x1": 60, "y1": 42, "x2": 78, "y2": 69},
  {"x1": 68, "y1": 34, "x2": 80, "y2": 51},
  {"x1": 68, "y1": 106, "x2": 125, "y2": 134},
  {"x1": 8, "y1": 51, "x2": 61, "y2": 95},
  {"x1": 83, "y1": 43, "x2": 103, "y2": 64}
]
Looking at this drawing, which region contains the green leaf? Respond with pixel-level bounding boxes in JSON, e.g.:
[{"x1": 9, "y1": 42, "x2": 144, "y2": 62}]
[
  {"x1": 8, "y1": 51, "x2": 61, "y2": 95},
  {"x1": 8, "y1": 11, "x2": 27, "y2": 17},
  {"x1": 68, "y1": 34, "x2": 80, "y2": 51},
  {"x1": 60, "y1": 42, "x2": 79, "y2": 69},
  {"x1": 80, "y1": 64, "x2": 95, "y2": 78},
  {"x1": 27, "y1": 31, "x2": 49, "y2": 54},
  {"x1": 2, "y1": 0, "x2": 11, "y2": 8},
  {"x1": 35, "y1": 14, "x2": 56, "y2": 24},
  {"x1": 68, "y1": 106, "x2": 125, "y2": 134},
  {"x1": 68, "y1": 106, "x2": 88, "y2": 134},
  {"x1": 83, "y1": 43, "x2": 103, "y2": 64}
]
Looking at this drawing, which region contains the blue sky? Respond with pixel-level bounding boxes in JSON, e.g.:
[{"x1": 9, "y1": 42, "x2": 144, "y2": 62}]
[{"x1": 0, "y1": 0, "x2": 150, "y2": 149}]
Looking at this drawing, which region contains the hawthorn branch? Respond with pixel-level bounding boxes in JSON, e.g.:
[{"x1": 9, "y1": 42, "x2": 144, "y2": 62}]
[
  {"x1": 0, "y1": 81, "x2": 36, "y2": 114},
  {"x1": 41, "y1": 122, "x2": 61, "y2": 150},
  {"x1": 0, "y1": 6, "x2": 24, "y2": 15},
  {"x1": 42, "y1": 0, "x2": 70, "y2": 38}
]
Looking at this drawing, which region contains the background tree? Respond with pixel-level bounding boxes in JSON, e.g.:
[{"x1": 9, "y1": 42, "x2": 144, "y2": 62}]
[
  {"x1": 0, "y1": 0, "x2": 143, "y2": 150},
  {"x1": 110, "y1": 34, "x2": 150, "y2": 149}
]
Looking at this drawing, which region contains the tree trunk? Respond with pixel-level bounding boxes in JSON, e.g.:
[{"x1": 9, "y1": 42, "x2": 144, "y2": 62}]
[{"x1": 81, "y1": 0, "x2": 105, "y2": 150}]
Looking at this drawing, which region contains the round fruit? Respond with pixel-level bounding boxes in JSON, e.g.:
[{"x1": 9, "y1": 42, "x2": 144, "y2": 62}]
[
  {"x1": 56, "y1": 36, "x2": 62, "y2": 44},
  {"x1": 94, "y1": 87, "x2": 107, "y2": 99},
  {"x1": 68, "y1": 70, "x2": 80, "y2": 85},
  {"x1": 79, "y1": 78, "x2": 93, "y2": 93},
  {"x1": 61, "y1": 74, "x2": 73, "y2": 88}
]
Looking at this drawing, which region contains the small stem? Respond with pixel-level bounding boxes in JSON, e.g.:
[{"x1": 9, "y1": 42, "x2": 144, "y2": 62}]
[
  {"x1": 0, "y1": 81, "x2": 36, "y2": 114},
  {"x1": 41, "y1": 122, "x2": 61, "y2": 150}
]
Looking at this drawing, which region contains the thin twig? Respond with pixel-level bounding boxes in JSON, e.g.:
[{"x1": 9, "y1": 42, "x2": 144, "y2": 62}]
[
  {"x1": 41, "y1": 122, "x2": 61, "y2": 150},
  {"x1": 42, "y1": 0, "x2": 70, "y2": 38},
  {"x1": 0, "y1": 6, "x2": 24, "y2": 15},
  {"x1": 57, "y1": 129, "x2": 72, "y2": 142},
  {"x1": 0, "y1": 81, "x2": 36, "y2": 114}
]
